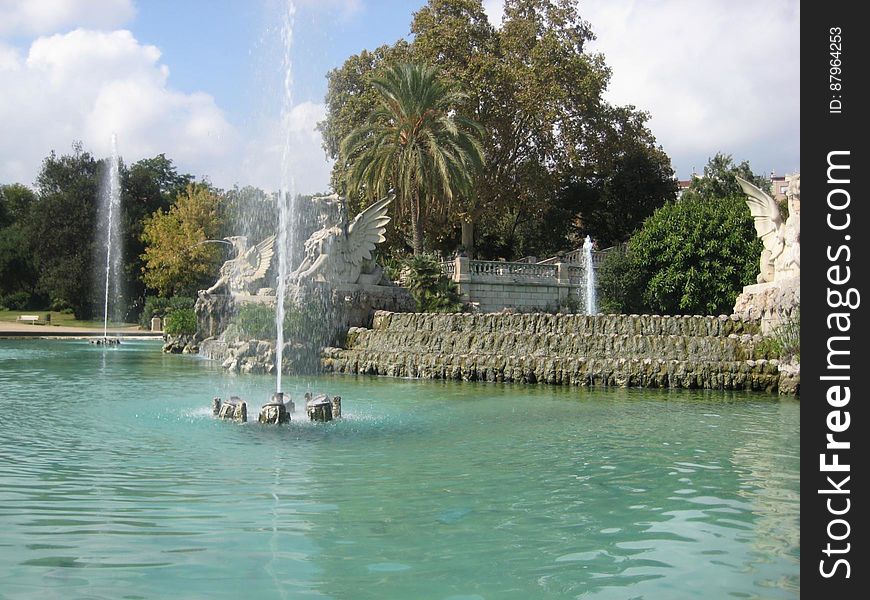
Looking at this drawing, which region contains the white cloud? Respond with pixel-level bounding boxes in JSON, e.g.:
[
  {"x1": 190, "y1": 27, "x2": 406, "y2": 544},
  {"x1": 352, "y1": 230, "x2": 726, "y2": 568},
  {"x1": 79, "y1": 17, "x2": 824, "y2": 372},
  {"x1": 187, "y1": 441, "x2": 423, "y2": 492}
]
[
  {"x1": 0, "y1": 0, "x2": 136, "y2": 36},
  {"x1": 0, "y1": 4, "x2": 334, "y2": 194},
  {"x1": 0, "y1": 28, "x2": 238, "y2": 186},
  {"x1": 482, "y1": 0, "x2": 505, "y2": 27},
  {"x1": 0, "y1": 41, "x2": 20, "y2": 69},
  {"x1": 238, "y1": 101, "x2": 333, "y2": 196},
  {"x1": 584, "y1": 0, "x2": 800, "y2": 177},
  {"x1": 476, "y1": 0, "x2": 799, "y2": 178}
]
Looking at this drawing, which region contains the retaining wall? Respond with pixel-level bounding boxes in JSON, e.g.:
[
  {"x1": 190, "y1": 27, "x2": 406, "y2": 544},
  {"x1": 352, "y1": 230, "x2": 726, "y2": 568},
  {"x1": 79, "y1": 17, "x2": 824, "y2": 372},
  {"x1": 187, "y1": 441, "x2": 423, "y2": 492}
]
[{"x1": 321, "y1": 311, "x2": 787, "y2": 393}]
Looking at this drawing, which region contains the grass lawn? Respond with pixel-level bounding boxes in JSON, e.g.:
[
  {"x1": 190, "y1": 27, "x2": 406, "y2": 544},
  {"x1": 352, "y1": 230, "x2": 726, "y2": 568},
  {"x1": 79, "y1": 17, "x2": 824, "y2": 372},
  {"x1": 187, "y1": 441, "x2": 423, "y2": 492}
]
[{"x1": 0, "y1": 310, "x2": 139, "y2": 329}]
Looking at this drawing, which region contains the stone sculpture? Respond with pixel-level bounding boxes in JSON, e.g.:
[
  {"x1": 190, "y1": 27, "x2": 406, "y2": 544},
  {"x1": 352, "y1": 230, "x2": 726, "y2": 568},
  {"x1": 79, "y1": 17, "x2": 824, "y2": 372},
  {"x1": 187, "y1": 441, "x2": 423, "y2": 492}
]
[
  {"x1": 736, "y1": 176, "x2": 800, "y2": 283},
  {"x1": 287, "y1": 195, "x2": 392, "y2": 286},
  {"x1": 213, "y1": 396, "x2": 247, "y2": 422},
  {"x1": 733, "y1": 174, "x2": 800, "y2": 336},
  {"x1": 205, "y1": 235, "x2": 276, "y2": 295}
]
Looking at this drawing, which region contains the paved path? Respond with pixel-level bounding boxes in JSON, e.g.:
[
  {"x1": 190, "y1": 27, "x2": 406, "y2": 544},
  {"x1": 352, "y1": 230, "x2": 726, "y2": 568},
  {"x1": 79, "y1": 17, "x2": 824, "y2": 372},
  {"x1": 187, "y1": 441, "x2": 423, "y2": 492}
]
[{"x1": 0, "y1": 322, "x2": 164, "y2": 338}]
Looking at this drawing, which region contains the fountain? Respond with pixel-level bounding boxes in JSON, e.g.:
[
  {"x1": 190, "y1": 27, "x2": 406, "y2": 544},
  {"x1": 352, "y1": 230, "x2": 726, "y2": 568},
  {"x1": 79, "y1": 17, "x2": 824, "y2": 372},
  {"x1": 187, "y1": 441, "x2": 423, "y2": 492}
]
[
  {"x1": 200, "y1": 0, "x2": 409, "y2": 422},
  {"x1": 274, "y1": 0, "x2": 297, "y2": 397},
  {"x1": 92, "y1": 134, "x2": 122, "y2": 346},
  {"x1": 582, "y1": 235, "x2": 597, "y2": 315}
]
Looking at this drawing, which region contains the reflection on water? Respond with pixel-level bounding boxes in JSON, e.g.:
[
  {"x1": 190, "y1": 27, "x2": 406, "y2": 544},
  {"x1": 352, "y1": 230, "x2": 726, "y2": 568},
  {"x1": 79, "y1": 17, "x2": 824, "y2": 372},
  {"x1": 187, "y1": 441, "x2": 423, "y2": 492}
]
[{"x1": 0, "y1": 340, "x2": 799, "y2": 598}]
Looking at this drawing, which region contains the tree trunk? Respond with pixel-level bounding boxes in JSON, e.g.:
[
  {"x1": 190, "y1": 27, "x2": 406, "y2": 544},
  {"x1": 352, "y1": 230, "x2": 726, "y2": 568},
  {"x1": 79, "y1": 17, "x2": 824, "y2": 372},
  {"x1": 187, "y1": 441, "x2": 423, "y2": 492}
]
[
  {"x1": 412, "y1": 189, "x2": 423, "y2": 255},
  {"x1": 461, "y1": 219, "x2": 474, "y2": 258}
]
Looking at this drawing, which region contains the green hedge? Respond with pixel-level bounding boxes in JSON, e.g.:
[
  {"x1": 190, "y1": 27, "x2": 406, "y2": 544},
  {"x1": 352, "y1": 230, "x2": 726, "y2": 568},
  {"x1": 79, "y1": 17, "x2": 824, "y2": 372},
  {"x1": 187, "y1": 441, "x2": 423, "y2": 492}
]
[
  {"x1": 140, "y1": 296, "x2": 194, "y2": 328},
  {"x1": 163, "y1": 308, "x2": 197, "y2": 335}
]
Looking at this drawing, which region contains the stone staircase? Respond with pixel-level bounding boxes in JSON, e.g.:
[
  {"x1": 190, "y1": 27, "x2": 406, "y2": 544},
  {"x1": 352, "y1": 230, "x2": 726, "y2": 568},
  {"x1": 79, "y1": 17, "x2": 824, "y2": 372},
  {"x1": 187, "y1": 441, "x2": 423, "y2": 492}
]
[{"x1": 321, "y1": 312, "x2": 785, "y2": 392}]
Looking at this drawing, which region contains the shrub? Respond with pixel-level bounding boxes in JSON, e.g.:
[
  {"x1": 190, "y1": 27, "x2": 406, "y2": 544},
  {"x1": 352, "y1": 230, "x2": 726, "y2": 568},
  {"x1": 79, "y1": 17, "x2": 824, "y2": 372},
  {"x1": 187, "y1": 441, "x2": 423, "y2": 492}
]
[
  {"x1": 596, "y1": 245, "x2": 648, "y2": 314},
  {"x1": 50, "y1": 297, "x2": 72, "y2": 313},
  {"x1": 758, "y1": 310, "x2": 800, "y2": 362},
  {"x1": 225, "y1": 297, "x2": 337, "y2": 344},
  {"x1": 403, "y1": 254, "x2": 462, "y2": 313},
  {"x1": 235, "y1": 303, "x2": 276, "y2": 339},
  {"x1": 163, "y1": 308, "x2": 198, "y2": 335},
  {"x1": 624, "y1": 195, "x2": 761, "y2": 315},
  {"x1": 140, "y1": 295, "x2": 194, "y2": 328},
  {"x1": 0, "y1": 291, "x2": 31, "y2": 311},
  {"x1": 381, "y1": 252, "x2": 407, "y2": 284}
]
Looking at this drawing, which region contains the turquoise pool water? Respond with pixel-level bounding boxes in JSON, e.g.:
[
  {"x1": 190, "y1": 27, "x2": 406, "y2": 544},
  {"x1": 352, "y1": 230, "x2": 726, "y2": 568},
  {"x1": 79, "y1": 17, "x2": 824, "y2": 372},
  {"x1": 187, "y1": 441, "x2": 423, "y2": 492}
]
[{"x1": 0, "y1": 339, "x2": 799, "y2": 599}]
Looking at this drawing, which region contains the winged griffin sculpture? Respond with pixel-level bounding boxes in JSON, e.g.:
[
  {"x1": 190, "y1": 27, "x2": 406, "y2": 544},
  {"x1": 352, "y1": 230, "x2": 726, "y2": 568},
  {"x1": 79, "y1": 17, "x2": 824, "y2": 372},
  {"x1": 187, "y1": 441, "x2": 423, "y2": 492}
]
[
  {"x1": 736, "y1": 175, "x2": 800, "y2": 284},
  {"x1": 288, "y1": 194, "x2": 392, "y2": 285},
  {"x1": 205, "y1": 235, "x2": 276, "y2": 294}
]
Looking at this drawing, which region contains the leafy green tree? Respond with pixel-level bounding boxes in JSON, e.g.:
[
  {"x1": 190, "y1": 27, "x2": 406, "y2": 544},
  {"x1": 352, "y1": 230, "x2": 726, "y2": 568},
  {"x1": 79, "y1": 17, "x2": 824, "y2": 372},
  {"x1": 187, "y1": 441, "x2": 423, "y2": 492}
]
[
  {"x1": 596, "y1": 245, "x2": 647, "y2": 314},
  {"x1": 340, "y1": 62, "x2": 485, "y2": 254},
  {"x1": 27, "y1": 144, "x2": 101, "y2": 318},
  {"x1": 163, "y1": 308, "x2": 198, "y2": 335},
  {"x1": 140, "y1": 183, "x2": 224, "y2": 297},
  {"x1": 681, "y1": 153, "x2": 769, "y2": 203},
  {"x1": 564, "y1": 108, "x2": 677, "y2": 248},
  {"x1": 320, "y1": 42, "x2": 412, "y2": 195},
  {"x1": 625, "y1": 195, "x2": 762, "y2": 315},
  {"x1": 219, "y1": 185, "x2": 277, "y2": 244},
  {"x1": 321, "y1": 0, "x2": 674, "y2": 260},
  {"x1": 122, "y1": 154, "x2": 194, "y2": 314},
  {"x1": 0, "y1": 184, "x2": 40, "y2": 305}
]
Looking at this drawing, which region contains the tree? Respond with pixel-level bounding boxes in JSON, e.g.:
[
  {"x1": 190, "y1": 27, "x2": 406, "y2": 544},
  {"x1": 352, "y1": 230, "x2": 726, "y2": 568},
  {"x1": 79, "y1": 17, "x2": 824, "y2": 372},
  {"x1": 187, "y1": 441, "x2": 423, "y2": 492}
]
[
  {"x1": 122, "y1": 154, "x2": 194, "y2": 316},
  {"x1": 140, "y1": 183, "x2": 225, "y2": 297},
  {"x1": 219, "y1": 185, "x2": 277, "y2": 244},
  {"x1": 596, "y1": 244, "x2": 647, "y2": 315},
  {"x1": 320, "y1": 42, "x2": 412, "y2": 196},
  {"x1": 27, "y1": 144, "x2": 101, "y2": 318},
  {"x1": 340, "y1": 62, "x2": 485, "y2": 254},
  {"x1": 320, "y1": 0, "x2": 674, "y2": 260},
  {"x1": 563, "y1": 107, "x2": 677, "y2": 248},
  {"x1": 0, "y1": 184, "x2": 40, "y2": 306},
  {"x1": 624, "y1": 194, "x2": 761, "y2": 315},
  {"x1": 681, "y1": 152, "x2": 770, "y2": 203}
]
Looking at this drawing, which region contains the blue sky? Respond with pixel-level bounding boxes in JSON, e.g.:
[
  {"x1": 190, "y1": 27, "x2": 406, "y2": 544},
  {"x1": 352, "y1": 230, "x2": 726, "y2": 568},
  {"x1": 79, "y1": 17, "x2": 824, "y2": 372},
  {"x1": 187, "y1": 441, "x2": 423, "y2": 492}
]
[
  {"x1": 129, "y1": 0, "x2": 416, "y2": 119},
  {"x1": 0, "y1": 0, "x2": 800, "y2": 194}
]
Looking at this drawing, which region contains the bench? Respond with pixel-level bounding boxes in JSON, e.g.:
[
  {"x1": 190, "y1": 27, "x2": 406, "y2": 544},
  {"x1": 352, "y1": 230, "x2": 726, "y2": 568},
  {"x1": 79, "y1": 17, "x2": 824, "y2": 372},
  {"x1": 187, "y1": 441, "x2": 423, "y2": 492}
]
[{"x1": 16, "y1": 315, "x2": 46, "y2": 324}]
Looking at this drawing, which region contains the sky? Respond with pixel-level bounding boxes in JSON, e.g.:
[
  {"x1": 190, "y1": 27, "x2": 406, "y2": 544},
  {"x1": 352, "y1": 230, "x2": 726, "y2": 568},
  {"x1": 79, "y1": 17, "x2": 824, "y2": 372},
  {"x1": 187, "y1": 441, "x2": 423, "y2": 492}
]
[{"x1": 0, "y1": 0, "x2": 800, "y2": 194}]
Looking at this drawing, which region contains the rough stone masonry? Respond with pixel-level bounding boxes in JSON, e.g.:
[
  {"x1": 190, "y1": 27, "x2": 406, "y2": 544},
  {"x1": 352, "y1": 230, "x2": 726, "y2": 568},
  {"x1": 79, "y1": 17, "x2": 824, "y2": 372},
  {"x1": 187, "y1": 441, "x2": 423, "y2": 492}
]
[{"x1": 321, "y1": 311, "x2": 796, "y2": 394}]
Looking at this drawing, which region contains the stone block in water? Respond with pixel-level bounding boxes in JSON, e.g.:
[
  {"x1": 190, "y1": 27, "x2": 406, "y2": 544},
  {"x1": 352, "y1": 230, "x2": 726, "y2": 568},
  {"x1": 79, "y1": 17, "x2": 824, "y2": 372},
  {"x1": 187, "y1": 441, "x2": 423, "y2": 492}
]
[
  {"x1": 259, "y1": 393, "x2": 290, "y2": 424},
  {"x1": 258, "y1": 403, "x2": 288, "y2": 424},
  {"x1": 306, "y1": 394, "x2": 333, "y2": 422},
  {"x1": 215, "y1": 397, "x2": 247, "y2": 422},
  {"x1": 331, "y1": 395, "x2": 342, "y2": 419}
]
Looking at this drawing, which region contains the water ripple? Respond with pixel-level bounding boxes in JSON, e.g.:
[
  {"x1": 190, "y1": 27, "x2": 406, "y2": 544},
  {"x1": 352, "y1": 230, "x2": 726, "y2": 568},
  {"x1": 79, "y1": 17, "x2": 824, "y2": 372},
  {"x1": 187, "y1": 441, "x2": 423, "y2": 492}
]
[{"x1": 0, "y1": 340, "x2": 799, "y2": 598}]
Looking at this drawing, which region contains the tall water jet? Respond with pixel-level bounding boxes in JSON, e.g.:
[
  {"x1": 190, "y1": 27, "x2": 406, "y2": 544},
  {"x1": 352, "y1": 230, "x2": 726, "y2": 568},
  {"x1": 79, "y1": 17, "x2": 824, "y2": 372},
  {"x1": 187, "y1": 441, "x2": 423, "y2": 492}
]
[
  {"x1": 99, "y1": 134, "x2": 122, "y2": 339},
  {"x1": 582, "y1": 235, "x2": 596, "y2": 315},
  {"x1": 274, "y1": 1, "x2": 297, "y2": 392}
]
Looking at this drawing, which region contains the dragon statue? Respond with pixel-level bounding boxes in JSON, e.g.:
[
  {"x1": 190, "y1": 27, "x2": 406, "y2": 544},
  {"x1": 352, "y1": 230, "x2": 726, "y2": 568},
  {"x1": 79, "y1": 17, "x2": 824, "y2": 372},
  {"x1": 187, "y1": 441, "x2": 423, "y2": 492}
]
[
  {"x1": 204, "y1": 234, "x2": 276, "y2": 295},
  {"x1": 288, "y1": 194, "x2": 392, "y2": 286},
  {"x1": 736, "y1": 175, "x2": 800, "y2": 283}
]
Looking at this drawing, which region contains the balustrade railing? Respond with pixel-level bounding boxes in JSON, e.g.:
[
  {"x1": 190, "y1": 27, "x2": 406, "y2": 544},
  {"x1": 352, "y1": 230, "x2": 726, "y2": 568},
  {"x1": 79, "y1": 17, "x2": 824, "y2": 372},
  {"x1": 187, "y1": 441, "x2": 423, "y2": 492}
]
[
  {"x1": 470, "y1": 260, "x2": 558, "y2": 280},
  {"x1": 566, "y1": 265, "x2": 586, "y2": 283},
  {"x1": 442, "y1": 255, "x2": 605, "y2": 284}
]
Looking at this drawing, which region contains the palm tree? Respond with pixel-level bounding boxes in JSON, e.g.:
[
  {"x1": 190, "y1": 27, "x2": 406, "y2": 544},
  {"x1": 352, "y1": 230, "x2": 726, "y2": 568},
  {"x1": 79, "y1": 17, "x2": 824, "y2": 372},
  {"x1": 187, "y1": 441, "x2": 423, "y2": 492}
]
[{"x1": 340, "y1": 62, "x2": 485, "y2": 255}]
